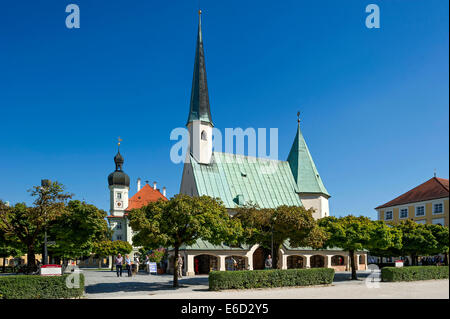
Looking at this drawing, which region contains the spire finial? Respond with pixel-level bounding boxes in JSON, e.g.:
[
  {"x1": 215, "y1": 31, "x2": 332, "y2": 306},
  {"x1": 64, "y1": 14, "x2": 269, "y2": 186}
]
[
  {"x1": 434, "y1": 168, "x2": 437, "y2": 178},
  {"x1": 297, "y1": 111, "x2": 300, "y2": 124}
]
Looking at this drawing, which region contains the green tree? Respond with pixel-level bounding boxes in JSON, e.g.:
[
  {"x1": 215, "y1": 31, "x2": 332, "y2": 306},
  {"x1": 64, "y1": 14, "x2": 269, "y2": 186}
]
[
  {"x1": 395, "y1": 220, "x2": 437, "y2": 265},
  {"x1": 425, "y1": 223, "x2": 449, "y2": 265},
  {"x1": 0, "y1": 182, "x2": 71, "y2": 272},
  {"x1": 93, "y1": 240, "x2": 133, "y2": 270},
  {"x1": 0, "y1": 224, "x2": 24, "y2": 273},
  {"x1": 319, "y1": 216, "x2": 400, "y2": 280},
  {"x1": 234, "y1": 205, "x2": 327, "y2": 269},
  {"x1": 128, "y1": 194, "x2": 242, "y2": 287},
  {"x1": 368, "y1": 221, "x2": 403, "y2": 263},
  {"x1": 48, "y1": 200, "x2": 109, "y2": 265}
]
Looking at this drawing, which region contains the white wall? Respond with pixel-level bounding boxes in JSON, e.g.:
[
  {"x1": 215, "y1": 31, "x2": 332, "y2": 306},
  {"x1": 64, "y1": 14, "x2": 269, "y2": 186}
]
[
  {"x1": 299, "y1": 194, "x2": 329, "y2": 219},
  {"x1": 188, "y1": 120, "x2": 213, "y2": 164},
  {"x1": 109, "y1": 185, "x2": 129, "y2": 216}
]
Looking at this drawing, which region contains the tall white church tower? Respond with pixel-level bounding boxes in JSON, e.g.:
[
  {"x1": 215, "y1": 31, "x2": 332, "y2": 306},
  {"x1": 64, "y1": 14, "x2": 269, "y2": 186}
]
[{"x1": 186, "y1": 10, "x2": 213, "y2": 165}]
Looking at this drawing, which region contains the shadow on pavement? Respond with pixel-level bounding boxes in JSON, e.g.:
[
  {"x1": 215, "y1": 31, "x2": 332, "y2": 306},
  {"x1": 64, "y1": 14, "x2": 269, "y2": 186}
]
[
  {"x1": 333, "y1": 271, "x2": 377, "y2": 282},
  {"x1": 85, "y1": 275, "x2": 210, "y2": 294}
]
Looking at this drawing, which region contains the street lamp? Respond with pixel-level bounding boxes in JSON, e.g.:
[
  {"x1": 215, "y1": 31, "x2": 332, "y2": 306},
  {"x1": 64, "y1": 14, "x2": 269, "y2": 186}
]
[{"x1": 41, "y1": 179, "x2": 51, "y2": 265}]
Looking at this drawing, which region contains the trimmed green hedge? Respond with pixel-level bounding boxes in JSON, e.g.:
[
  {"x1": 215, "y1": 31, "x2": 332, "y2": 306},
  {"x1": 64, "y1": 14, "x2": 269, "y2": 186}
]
[
  {"x1": 209, "y1": 268, "x2": 335, "y2": 291},
  {"x1": 0, "y1": 274, "x2": 85, "y2": 299},
  {"x1": 381, "y1": 266, "x2": 449, "y2": 282}
]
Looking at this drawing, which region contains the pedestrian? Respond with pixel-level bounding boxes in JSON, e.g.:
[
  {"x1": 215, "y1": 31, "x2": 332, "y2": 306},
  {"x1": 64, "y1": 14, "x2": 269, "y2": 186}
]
[
  {"x1": 115, "y1": 254, "x2": 123, "y2": 277},
  {"x1": 265, "y1": 254, "x2": 273, "y2": 270},
  {"x1": 125, "y1": 255, "x2": 132, "y2": 277},
  {"x1": 232, "y1": 257, "x2": 237, "y2": 271},
  {"x1": 145, "y1": 255, "x2": 150, "y2": 274},
  {"x1": 177, "y1": 254, "x2": 183, "y2": 279},
  {"x1": 135, "y1": 256, "x2": 140, "y2": 273}
]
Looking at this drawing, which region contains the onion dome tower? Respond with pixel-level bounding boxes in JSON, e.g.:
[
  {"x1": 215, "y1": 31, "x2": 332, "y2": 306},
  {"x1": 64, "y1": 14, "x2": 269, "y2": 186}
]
[{"x1": 108, "y1": 138, "x2": 130, "y2": 216}]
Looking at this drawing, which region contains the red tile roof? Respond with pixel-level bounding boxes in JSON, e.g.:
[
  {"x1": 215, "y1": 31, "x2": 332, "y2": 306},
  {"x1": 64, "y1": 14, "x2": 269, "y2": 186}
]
[
  {"x1": 375, "y1": 177, "x2": 449, "y2": 209},
  {"x1": 125, "y1": 183, "x2": 167, "y2": 211}
]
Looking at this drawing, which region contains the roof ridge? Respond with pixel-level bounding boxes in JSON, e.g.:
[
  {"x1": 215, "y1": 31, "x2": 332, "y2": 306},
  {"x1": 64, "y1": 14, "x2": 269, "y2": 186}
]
[{"x1": 434, "y1": 177, "x2": 450, "y2": 191}]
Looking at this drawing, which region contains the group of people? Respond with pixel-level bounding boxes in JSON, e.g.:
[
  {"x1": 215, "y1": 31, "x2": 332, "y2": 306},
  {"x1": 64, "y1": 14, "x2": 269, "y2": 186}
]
[
  {"x1": 114, "y1": 254, "x2": 133, "y2": 277},
  {"x1": 419, "y1": 255, "x2": 445, "y2": 266}
]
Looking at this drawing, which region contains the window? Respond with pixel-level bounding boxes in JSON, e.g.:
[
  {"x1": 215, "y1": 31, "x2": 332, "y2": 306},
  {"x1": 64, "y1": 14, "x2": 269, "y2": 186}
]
[
  {"x1": 385, "y1": 211, "x2": 393, "y2": 220},
  {"x1": 117, "y1": 235, "x2": 122, "y2": 240},
  {"x1": 432, "y1": 218, "x2": 445, "y2": 226},
  {"x1": 399, "y1": 208, "x2": 408, "y2": 219},
  {"x1": 415, "y1": 206, "x2": 425, "y2": 217},
  {"x1": 201, "y1": 130, "x2": 207, "y2": 141},
  {"x1": 116, "y1": 192, "x2": 122, "y2": 199},
  {"x1": 116, "y1": 222, "x2": 122, "y2": 230},
  {"x1": 433, "y1": 203, "x2": 443, "y2": 214},
  {"x1": 415, "y1": 220, "x2": 426, "y2": 225}
]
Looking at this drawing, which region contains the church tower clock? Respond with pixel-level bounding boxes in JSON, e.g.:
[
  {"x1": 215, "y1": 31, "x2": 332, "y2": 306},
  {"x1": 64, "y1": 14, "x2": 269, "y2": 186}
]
[{"x1": 108, "y1": 140, "x2": 130, "y2": 217}]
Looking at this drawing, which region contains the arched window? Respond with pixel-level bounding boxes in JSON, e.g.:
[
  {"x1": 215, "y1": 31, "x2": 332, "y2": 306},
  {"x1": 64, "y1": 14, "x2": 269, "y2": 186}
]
[
  {"x1": 201, "y1": 130, "x2": 207, "y2": 141},
  {"x1": 331, "y1": 255, "x2": 345, "y2": 266}
]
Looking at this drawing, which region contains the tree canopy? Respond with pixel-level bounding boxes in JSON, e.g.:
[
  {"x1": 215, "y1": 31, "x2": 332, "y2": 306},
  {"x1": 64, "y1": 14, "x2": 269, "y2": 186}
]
[
  {"x1": 128, "y1": 194, "x2": 242, "y2": 287},
  {"x1": 0, "y1": 182, "x2": 72, "y2": 272},
  {"x1": 48, "y1": 200, "x2": 110, "y2": 261},
  {"x1": 319, "y1": 216, "x2": 401, "y2": 280},
  {"x1": 234, "y1": 204, "x2": 327, "y2": 269}
]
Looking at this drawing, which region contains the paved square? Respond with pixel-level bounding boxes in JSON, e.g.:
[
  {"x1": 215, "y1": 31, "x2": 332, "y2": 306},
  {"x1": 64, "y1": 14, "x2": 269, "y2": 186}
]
[{"x1": 82, "y1": 269, "x2": 449, "y2": 299}]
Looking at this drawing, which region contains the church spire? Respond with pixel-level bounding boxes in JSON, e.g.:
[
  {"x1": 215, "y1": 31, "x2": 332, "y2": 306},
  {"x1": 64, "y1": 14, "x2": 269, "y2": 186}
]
[
  {"x1": 186, "y1": 10, "x2": 213, "y2": 126},
  {"x1": 287, "y1": 115, "x2": 330, "y2": 197}
]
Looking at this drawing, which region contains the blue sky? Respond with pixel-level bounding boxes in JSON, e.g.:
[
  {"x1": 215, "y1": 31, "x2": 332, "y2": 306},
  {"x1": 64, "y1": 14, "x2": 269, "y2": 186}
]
[{"x1": 0, "y1": 0, "x2": 448, "y2": 219}]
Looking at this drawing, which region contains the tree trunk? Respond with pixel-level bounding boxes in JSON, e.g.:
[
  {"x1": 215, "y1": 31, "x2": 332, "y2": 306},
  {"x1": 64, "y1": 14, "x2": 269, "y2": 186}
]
[
  {"x1": 444, "y1": 253, "x2": 448, "y2": 266},
  {"x1": 2, "y1": 257, "x2": 6, "y2": 273},
  {"x1": 173, "y1": 245, "x2": 179, "y2": 288},
  {"x1": 349, "y1": 250, "x2": 357, "y2": 280},
  {"x1": 272, "y1": 243, "x2": 280, "y2": 269},
  {"x1": 411, "y1": 254, "x2": 416, "y2": 266},
  {"x1": 27, "y1": 246, "x2": 36, "y2": 274}
]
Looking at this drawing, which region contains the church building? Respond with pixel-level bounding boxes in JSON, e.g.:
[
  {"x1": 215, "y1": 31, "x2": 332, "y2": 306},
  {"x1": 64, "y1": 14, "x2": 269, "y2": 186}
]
[
  {"x1": 107, "y1": 143, "x2": 167, "y2": 253},
  {"x1": 170, "y1": 11, "x2": 367, "y2": 275}
]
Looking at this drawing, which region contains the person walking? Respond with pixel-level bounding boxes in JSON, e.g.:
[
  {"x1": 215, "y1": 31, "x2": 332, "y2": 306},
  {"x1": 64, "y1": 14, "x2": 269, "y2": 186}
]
[
  {"x1": 134, "y1": 256, "x2": 140, "y2": 273},
  {"x1": 125, "y1": 255, "x2": 132, "y2": 277},
  {"x1": 265, "y1": 254, "x2": 273, "y2": 270},
  {"x1": 177, "y1": 254, "x2": 183, "y2": 279},
  {"x1": 115, "y1": 254, "x2": 123, "y2": 277},
  {"x1": 145, "y1": 255, "x2": 150, "y2": 274}
]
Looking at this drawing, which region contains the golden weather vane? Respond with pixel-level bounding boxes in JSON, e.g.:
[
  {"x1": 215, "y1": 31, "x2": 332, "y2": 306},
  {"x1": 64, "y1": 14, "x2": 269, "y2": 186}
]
[
  {"x1": 118, "y1": 137, "x2": 122, "y2": 147},
  {"x1": 297, "y1": 111, "x2": 301, "y2": 123}
]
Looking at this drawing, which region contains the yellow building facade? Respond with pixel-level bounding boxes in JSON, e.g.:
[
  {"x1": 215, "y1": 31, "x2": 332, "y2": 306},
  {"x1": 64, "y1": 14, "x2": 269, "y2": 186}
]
[{"x1": 375, "y1": 177, "x2": 449, "y2": 226}]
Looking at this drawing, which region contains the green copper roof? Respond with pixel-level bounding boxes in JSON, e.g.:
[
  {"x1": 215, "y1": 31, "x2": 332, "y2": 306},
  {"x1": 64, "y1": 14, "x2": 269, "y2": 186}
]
[
  {"x1": 186, "y1": 12, "x2": 213, "y2": 126},
  {"x1": 178, "y1": 239, "x2": 250, "y2": 251},
  {"x1": 190, "y1": 152, "x2": 303, "y2": 209},
  {"x1": 287, "y1": 123, "x2": 330, "y2": 197}
]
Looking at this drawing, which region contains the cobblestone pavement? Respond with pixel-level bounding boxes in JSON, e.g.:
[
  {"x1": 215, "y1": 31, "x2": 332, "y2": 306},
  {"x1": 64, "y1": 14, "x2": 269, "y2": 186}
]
[{"x1": 83, "y1": 269, "x2": 449, "y2": 299}]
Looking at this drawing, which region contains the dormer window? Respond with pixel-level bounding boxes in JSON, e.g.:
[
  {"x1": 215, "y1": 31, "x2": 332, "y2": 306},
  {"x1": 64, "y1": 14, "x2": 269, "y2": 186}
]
[{"x1": 201, "y1": 130, "x2": 207, "y2": 141}]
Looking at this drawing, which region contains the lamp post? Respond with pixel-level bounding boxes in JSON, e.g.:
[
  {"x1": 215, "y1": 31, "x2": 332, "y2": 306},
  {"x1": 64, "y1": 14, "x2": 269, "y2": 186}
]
[
  {"x1": 41, "y1": 179, "x2": 51, "y2": 265},
  {"x1": 271, "y1": 216, "x2": 277, "y2": 269}
]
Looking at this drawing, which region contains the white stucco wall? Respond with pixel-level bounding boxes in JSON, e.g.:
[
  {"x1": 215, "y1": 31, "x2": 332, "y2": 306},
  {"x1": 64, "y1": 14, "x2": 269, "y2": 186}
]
[{"x1": 299, "y1": 194, "x2": 329, "y2": 219}]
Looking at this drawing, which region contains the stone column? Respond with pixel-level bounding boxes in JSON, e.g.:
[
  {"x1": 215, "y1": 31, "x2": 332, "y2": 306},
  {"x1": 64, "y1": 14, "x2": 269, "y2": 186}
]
[
  {"x1": 281, "y1": 254, "x2": 288, "y2": 270},
  {"x1": 247, "y1": 252, "x2": 253, "y2": 270},
  {"x1": 304, "y1": 255, "x2": 311, "y2": 268},
  {"x1": 326, "y1": 255, "x2": 332, "y2": 268},
  {"x1": 186, "y1": 254, "x2": 195, "y2": 276},
  {"x1": 355, "y1": 254, "x2": 360, "y2": 271},
  {"x1": 219, "y1": 256, "x2": 226, "y2": 271}
]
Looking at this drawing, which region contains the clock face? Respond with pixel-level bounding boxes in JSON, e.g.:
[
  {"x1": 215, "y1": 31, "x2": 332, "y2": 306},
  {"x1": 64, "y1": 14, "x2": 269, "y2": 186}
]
[{"x1": 116, "y1": 201, "x2": 122, "y2": 207}]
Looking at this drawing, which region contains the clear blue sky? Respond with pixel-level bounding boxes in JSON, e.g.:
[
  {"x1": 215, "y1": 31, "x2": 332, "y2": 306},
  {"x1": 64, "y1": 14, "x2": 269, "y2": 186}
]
[{"x1": 1, "y1": 0, "x2": 448, "y2": 219}]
